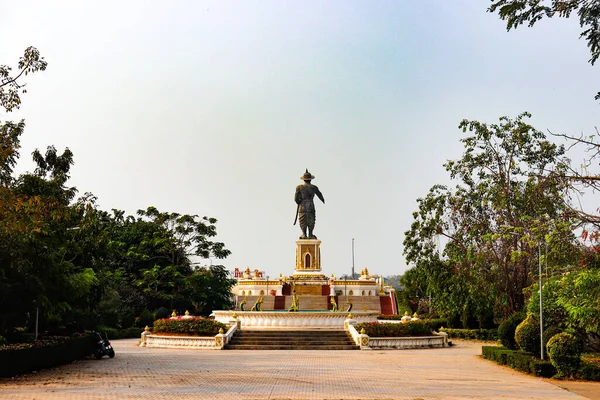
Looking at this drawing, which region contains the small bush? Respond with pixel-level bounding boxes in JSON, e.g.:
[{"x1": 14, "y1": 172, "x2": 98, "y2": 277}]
[
  {"x1": 95, "y1": 325, "x2": 119, "y2": 339},
  {"x1": 152, "y1": 317, "x2": 226, "y2": 336},
  {"x1": 439, "y1": 328, "x2": 497, "y2": 341},
  {"x1": 355, "y1": 321, "x2": 432, "y2": 337},
  {"x1": 547, "y1": 332, "x2": 582, "y2": 378},
  {"x1": 0, "y1": 335, "x2": 6, "y2": 346},
  {"x1": 578, "y1": 358, "x2": 600, "y2": 381},
  {"x1": 481, "y1": 346, "x2": 556, "y2": 378},
  {"x1": 515, "y1": 314, "x2": 540, "y2": 356},
  {"x1": 498, "y1": 312, "x2": 524, "y2": 350}
]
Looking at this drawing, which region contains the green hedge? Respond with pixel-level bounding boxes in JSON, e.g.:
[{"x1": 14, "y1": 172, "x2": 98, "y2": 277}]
[
  {"x1": 96, "y1": 326, "x2": 144, "y2": 339},
  {"x1": 0, "y1": 334, "x2": 96, "y2": 377},
  {"x1": 579, "y1": 359, "x2": 600, "y2": 381},
  {"x1": 152, "y1": 317, "x2": 226, "y2": 336},
  {"x1": 355, "y1": 321, "x2": 432, "y2": 337},
  {"x1": 440, "y1": 328, "x2": 497, "y2": 341},
  {"x1": 482, "y1": 346, "x2": 556, "y2": 378}
]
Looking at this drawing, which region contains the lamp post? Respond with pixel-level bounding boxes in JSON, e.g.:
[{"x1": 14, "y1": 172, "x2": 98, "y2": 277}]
[
  {"x1": 539, "y1": 246, "x2": 544, "y2": 360},
  {"x1": 352, "y1": 238, "x2": 355, "y2": 279},
  {"x1": 344, "y1": 276, "x2": 347, "y2": 297}
]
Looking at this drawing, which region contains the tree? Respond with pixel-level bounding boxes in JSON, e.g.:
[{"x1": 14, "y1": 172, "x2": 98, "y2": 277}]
[
  {"x1": 404, "y1": 113, "x2": 579, "y2": 327},
  {"x1": 0, "y1": 47, "x2": 47, "y2": 112},
  {"x1": 489, "y1": 0, "x2": 600, "y2": 101}
]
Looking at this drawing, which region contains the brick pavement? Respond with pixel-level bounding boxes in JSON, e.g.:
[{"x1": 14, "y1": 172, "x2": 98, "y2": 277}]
[{"x1": 0, "y1": 338, "x2": 591, "y2": 399}]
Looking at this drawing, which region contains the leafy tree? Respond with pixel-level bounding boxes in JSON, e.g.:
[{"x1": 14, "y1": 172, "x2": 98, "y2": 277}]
[
  {"x1": 489, "y1": 0, "x2": 600, "y2": 101},
  {"x1": 0, "y1": 47, "x2": 47, "y2": 112},
  {"x1": 404, "y1": 113, "x2": 579, "y2": 327}
]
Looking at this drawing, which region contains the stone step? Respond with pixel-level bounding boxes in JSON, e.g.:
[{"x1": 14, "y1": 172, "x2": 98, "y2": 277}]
[
  {"x1": 225, "y1": 344, "x2": 359, "y2": 350},
  {"x1": 224, "y1": 329, "x2": 358, "y2": 350},
  {"x1": 236, "y1": 331, "x2": 346, "y2": 337},
  {"x1": 228, "y1": 339, "x2": 354, "y2": 345}
]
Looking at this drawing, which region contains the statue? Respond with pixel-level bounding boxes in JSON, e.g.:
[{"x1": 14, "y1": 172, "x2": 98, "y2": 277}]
[
  {"x1": 288, "y1": 290, "x2": 299, "y2": 312},
  {"x1": 251, "y1": 295, "x2": 263, "y2": 312},
  {"x1": 294, "y1": 169, "x2": 325, "y2": 239},
  {"x1": 330, "y1": 296, "x2": 338, "y2": 312},
  {"x1": 346, "y1": 298, "x2": 353, "y2": 313},
  {"x1": 239, "y1": 296, "x2": 247, "y2": 311}
]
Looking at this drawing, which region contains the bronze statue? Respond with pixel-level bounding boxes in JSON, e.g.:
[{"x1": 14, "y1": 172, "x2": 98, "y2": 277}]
[{"x1": 294, "y1": 169, "x2": 325, "y2": 239}]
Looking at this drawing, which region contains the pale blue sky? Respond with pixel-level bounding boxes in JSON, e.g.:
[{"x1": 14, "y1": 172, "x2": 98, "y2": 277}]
[{"x1": 1, "y1": 1, "x2": 597, "y2": 278}]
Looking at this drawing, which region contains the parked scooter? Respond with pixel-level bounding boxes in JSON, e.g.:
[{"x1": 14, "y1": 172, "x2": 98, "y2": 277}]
[{"x1": 93, "y1": 331, "x2": 115, "y2": 359}]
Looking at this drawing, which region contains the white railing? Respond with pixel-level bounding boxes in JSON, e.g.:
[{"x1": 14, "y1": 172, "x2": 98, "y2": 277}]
[
  {"x1": 142, "y1": 334, "x2": 218, "y2": 349},
  {"x1": 139, "y1": 320, "x2": 241, "y2": 350},
  {"x1": 213, "y1": 311, "x2": 378, "y2": 329},
  {"x1": 346, "y1": 321, "x2": 361, "y2": 346},
  {"x1": 368, "y1": 334, "x2": 447, "y2": 349},
  {"x1": 222, "y1": 323, "x2": 238, "y2": 346}
]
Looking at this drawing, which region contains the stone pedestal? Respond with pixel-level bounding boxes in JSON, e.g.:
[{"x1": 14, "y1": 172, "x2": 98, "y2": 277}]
[{"x1": 294, "y1": 239, "x2": 322, "y2": 276}]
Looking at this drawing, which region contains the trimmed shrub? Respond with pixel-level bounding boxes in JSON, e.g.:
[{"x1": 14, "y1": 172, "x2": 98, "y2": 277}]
[
  {"x1": 481, "y1": 346, "x2": 556, "y2": 378},
  {"x1": 578, "y1": 359, "x2": 600, "y2": 381},
  {"x1": 547, "y1": 332, "x2": 582, "y2": 378},
  {"x1": 0, "y1": 334, "x2": 96, "y2": 377},
  {"x1": 439, "y1": 328, "x2": 497, "y2": 341},
  {"x1": 152, "y1": 317, "x2": 226, "y2": 336},
  {"x1": 498, "y1": 312, "x2": 524, "y2": 350},
  {"x1": 355, "y1": 321, "x2": 432, "y2": 337},
  {"x1": 515, "y1": 314, "x2": 540, "y2": 356}
]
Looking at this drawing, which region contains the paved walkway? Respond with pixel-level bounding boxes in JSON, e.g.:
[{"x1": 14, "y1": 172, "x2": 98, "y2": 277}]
[{"x1": 0, "y1": 339, "x2": 595, "y2": 399}]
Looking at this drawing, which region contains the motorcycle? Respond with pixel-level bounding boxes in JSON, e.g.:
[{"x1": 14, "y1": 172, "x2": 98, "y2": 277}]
[{"x1": 93, "y1": 331, "x2": 115, "y2": 359}]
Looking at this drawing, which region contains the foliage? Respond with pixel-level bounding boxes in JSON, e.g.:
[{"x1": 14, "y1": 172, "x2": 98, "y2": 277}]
[
  {"x1": 96, "y1": 326, "x2": 144, "y2": 339},
  {"x1": 404, "y1": 113, "x2": 576, "y2": 327},
  {"x1": 526, "y1": 270, "x2": 600, "y2": 340},
  {"x1": 439, "y1": 328, "x2": 497, "y2": 341},
  {"x1": 0, "y1": 47, "x2": 47, "y2": 112},
  {"x1": 0, "y1": 335, "x2": 6, "y2": 346},
  {"x1": 542, "y1": 326, "x2": 562, "y2": 354},
  {"x1": 482, "y1": 346, "x2": 556, "y2": 377},
  {"x1": 579, "y1": 353, "x2": 600, "y2": 381},
  {"x1": 547, "y1": 332, "x2": 582, "y2": 377},
  {"x1": 498, "y1": 312, "x2": 525, "y2": 350},
  {"x1": 377, "y1": 316, "x2": 447, "y2": 331},
  {"x1": 515, "y1": 314, "x2": 541, "y2": 356},
  {"x1": 489, "y1": 0, "x2": 600, "y2": 101},
  {"x1": 355, "y1": 321, "x2": 432, "y2": 337},
  {"x1": 155, "y1": 307, "x2": 171, "y2": 320},
  {"x1": 0, "y1": 334, "x2": 95, "y2": 377},
  {"x1": 152, "y1": 317, "x2": 226, "y2": 336}
]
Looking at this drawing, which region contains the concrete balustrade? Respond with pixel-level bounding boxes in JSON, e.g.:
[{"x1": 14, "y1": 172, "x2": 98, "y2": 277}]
[{"x1": 213, "y1": 311, "x2": 378, "y2": 329}]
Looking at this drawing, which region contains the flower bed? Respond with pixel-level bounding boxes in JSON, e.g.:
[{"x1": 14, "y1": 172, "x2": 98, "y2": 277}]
[
  {"x1": 152, "y1": 317, "x2": 226, "y2": 336},
  {"x1": 356, "y1": 320, "x2": 432, "y2": 337}
]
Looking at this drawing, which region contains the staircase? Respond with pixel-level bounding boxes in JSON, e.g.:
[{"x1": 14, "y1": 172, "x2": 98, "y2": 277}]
[{"x1": 224, "y1": 330, "x2": 359, "y2": 350}]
